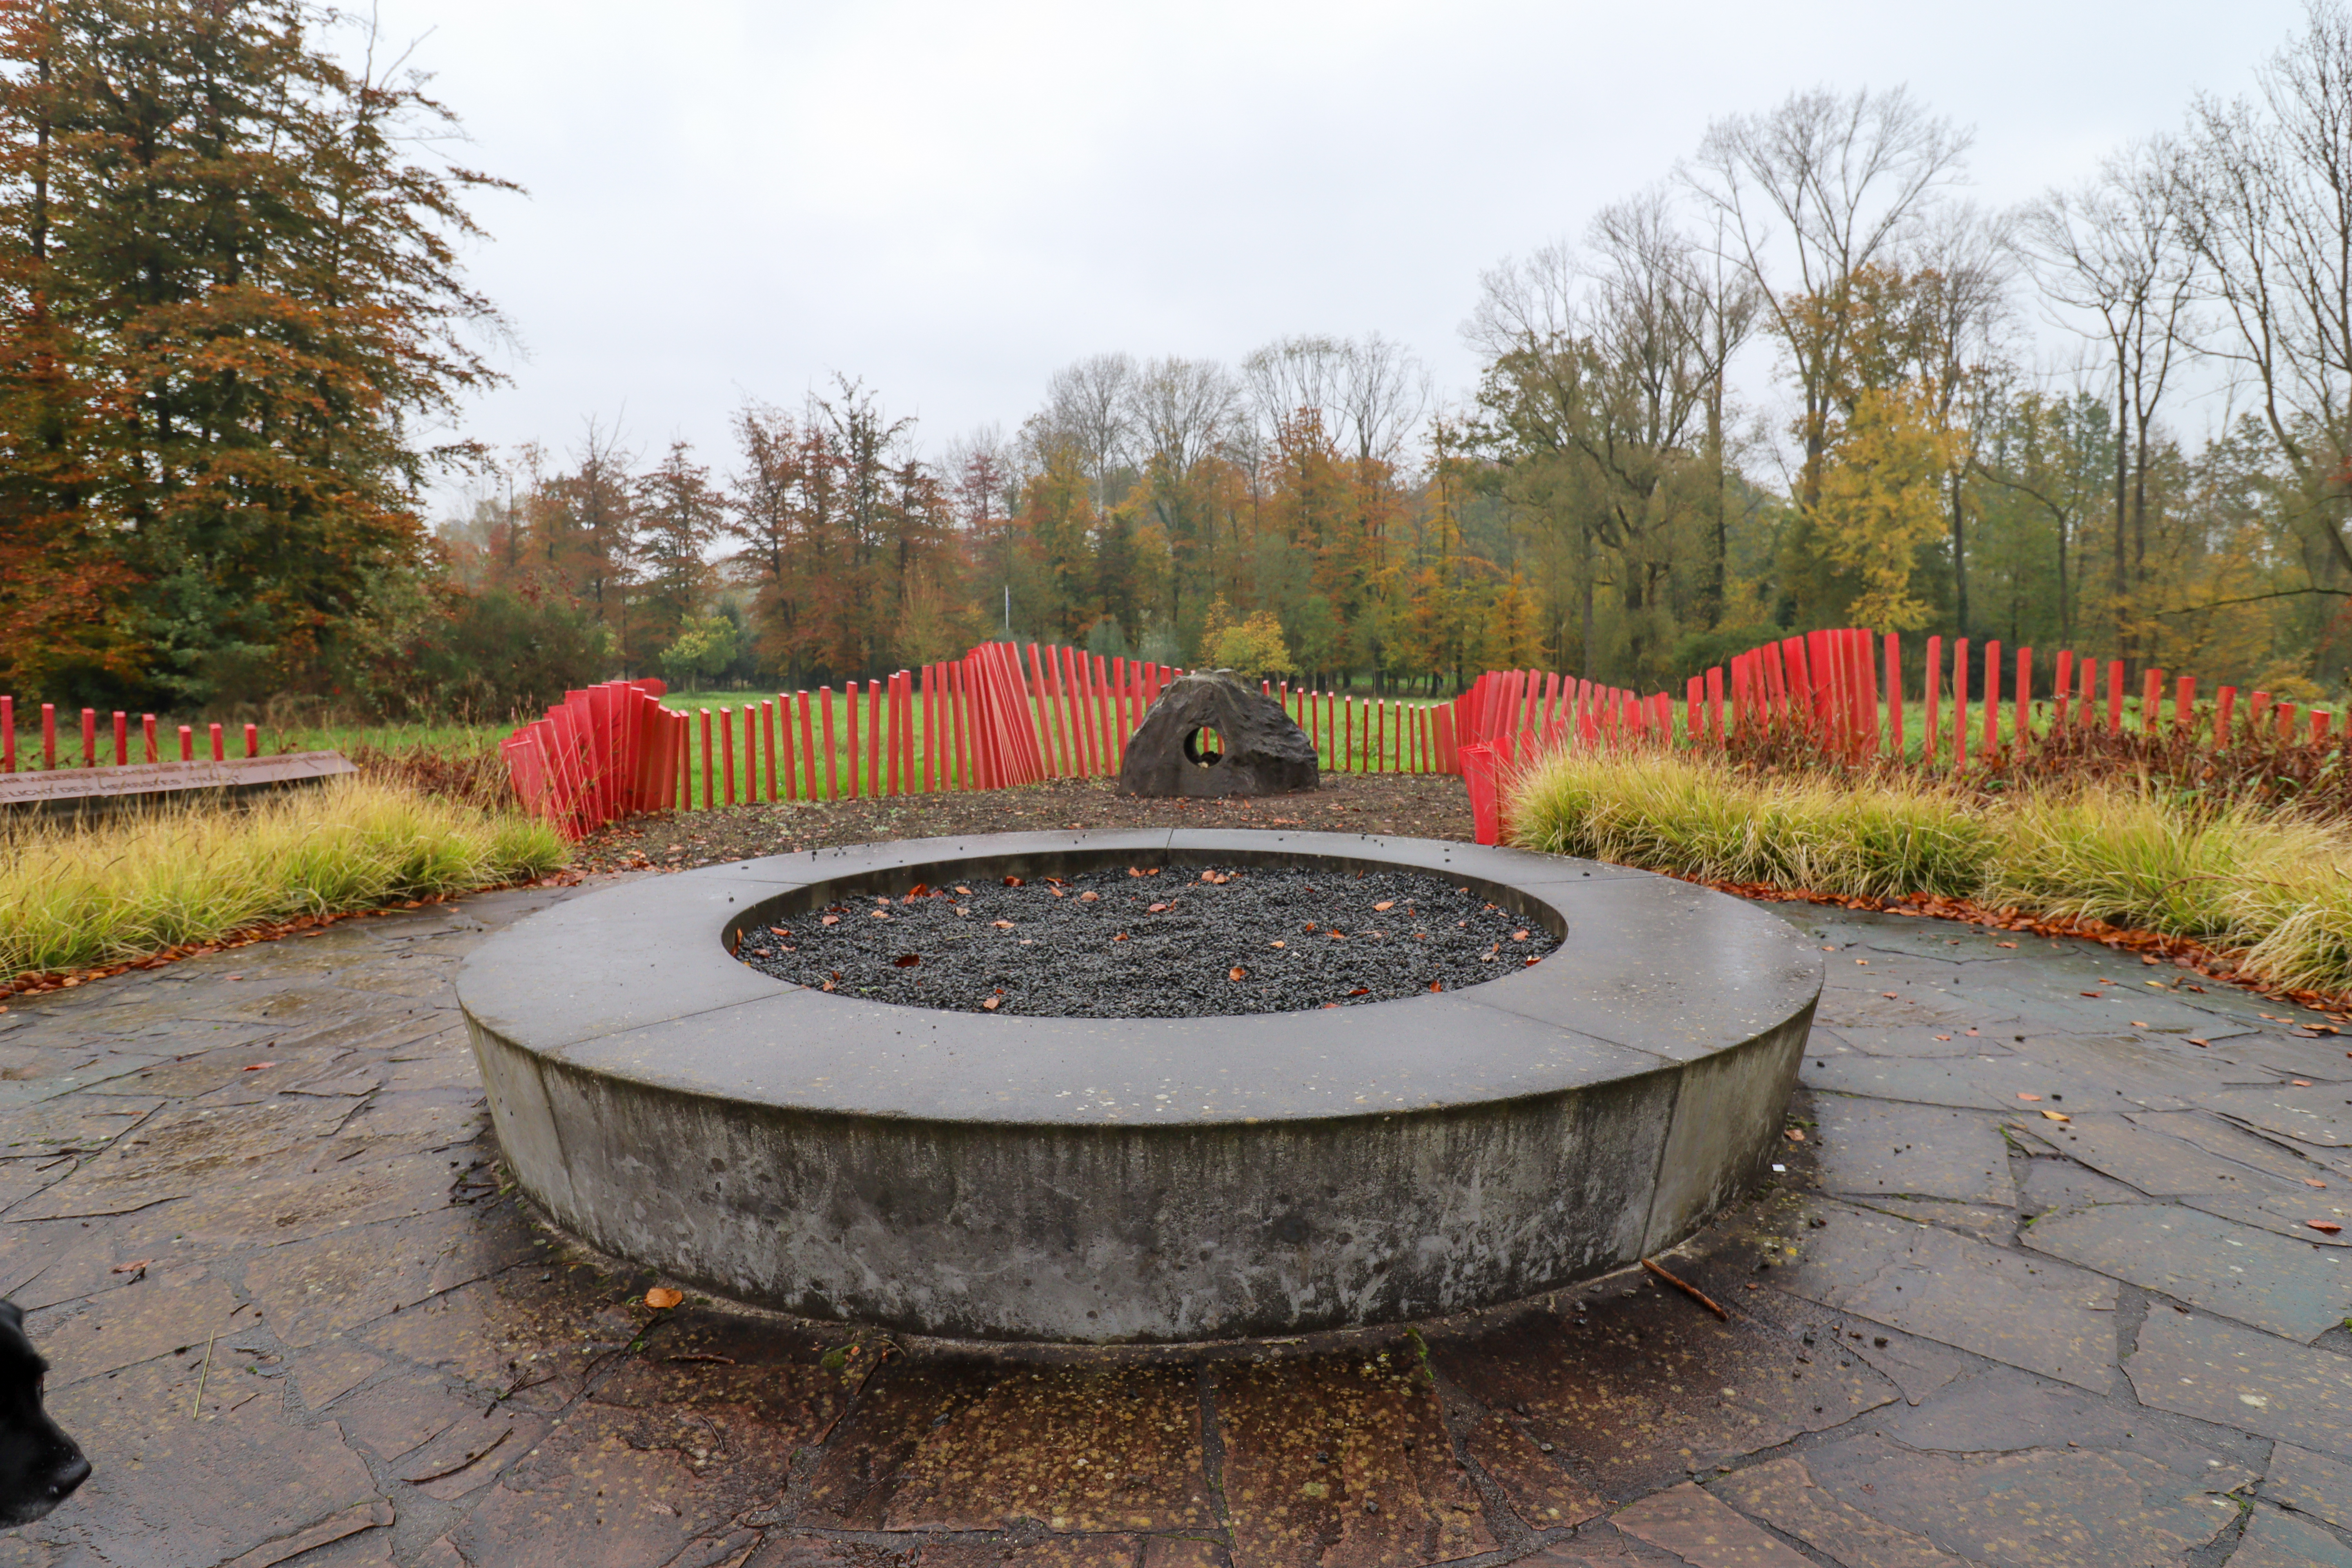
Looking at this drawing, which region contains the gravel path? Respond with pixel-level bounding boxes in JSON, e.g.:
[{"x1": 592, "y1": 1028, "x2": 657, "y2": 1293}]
[{"x1": 735, "y1": 862, "x2": 1557, "y2": 1016}]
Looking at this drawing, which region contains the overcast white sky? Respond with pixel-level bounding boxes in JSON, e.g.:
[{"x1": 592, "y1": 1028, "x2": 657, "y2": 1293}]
[{"x1": 373, "y1": 0, "x2": 2313, "y2": 511}]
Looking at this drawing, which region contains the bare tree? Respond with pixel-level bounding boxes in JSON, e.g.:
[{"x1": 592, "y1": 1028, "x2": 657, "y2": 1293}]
[
  {"x1": 2184, "y1": 0, "x2": 2352, "y2": 581},
  {"x1": 1035, "y1": 352, "x2": 1137, "y2": 508},
  {"x1": 1127, "y1": 357, "x2": 1240, "y2": 478},
  {"x1": 2018, "y1": 140, "x2": 2197, "y2": 650},
  {"x1": 1684, "y1": 86, "x2": 1973, "y2": 518},
  {"x1": 1906, "y1": 202, "x2": 2018, "y2": 635},
  {"x1": 1241, "y1": 334, "x2": 1428, "y2": 465}
]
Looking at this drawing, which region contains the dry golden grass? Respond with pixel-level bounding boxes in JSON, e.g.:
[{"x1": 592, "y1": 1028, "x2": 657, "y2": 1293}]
[{"x1": 0, "y1": 777, "x2": 566, "y2": 982}]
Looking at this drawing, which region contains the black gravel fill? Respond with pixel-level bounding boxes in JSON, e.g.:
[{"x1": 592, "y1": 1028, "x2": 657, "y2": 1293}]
[{"x1": 733, "y1": 864, "x2": 1559, "y2": 1017}]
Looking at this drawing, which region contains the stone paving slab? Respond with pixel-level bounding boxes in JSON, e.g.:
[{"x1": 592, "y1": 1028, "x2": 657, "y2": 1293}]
[{"x1": 0, "y1": 885, "x2": 2348, "y2": 1563}]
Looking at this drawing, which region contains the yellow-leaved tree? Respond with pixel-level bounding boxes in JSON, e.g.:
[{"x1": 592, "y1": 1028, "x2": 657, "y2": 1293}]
[{"x1": 1814, "y1": 381, "x2": 1961, "y2": 631}]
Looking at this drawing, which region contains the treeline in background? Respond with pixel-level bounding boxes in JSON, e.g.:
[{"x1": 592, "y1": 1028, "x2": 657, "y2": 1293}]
[{"x1": 15, "y1": 1, "x2": 2352, "y2": 722}]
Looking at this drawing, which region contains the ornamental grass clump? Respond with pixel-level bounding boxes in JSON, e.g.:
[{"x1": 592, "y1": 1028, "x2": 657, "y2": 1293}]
[
  {"x1": 1506, "y1": 746, "x2": 2352, "y2": 995},
  {"x1": 0, "y1": 777, "x2": 566, "y2": 982}
]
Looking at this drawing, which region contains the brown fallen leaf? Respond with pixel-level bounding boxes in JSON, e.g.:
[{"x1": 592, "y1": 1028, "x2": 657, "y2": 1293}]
[
  {"x1": 1128, "y1": 867, "x2": 1143, "y2": 877},
  {"x1": 2309, "y1": 1220, "x2": 2343, "y2": 1234},
  {"x1": 869, "y1": 910, "x2": 889, "y2": 920},
  {"x1": 2189, "y1": 1037, "x2": 2210, "y2": 1047},
  {"x1": 769, "y1": 926, "x2": 790, "y2": 936},
  {"x1": 1348, "y1": 987, "x2": 1370, "y2": 997},
  {"x1": 1427, "y1": 979, "x2": 1444, "y2": 993},
  {"x1": 2305, "y1": 1178, "x2": 2329, "y2": 1189},
  {"x1": 1785, "y1": 1128, "x2": 1806, "y2": 1142},
  {"x1": 1147, "y1": 903, "x2": 1169, "y2": 913},
  {"x1": 1374, "y1": 900, "x2": 1395, "y2": 911},
  {"x1": 110, "y1": 1259, "x2": 152, "y2": 1275},
  {"x1": 1512, "y1": 929, "x2": 1529, "y2": 941},
  {"x1": 1328, "y1": 931, "x2": 1347, "y2": 940},
  {"x1": 1270, "y1": 940, "x2": 1286, "y2": 949},
  {"x1": 981, "y1": 996, "x2": 1001, "y2": 1010},
  {"x1": 1229, "y1": 967, "x2": 1248, "y2": 982},
  {"x1": 892, "y1": 955, "x2": 920, "y2": 968},
  {"x1": 242, "y1": 1063, "x2": 276, "y2": 1072},
  {"x1": 1079, "y1": 891, "x2": 1100, "y2": 902},
  {"x1": 1881, "y1": 991, "x2": 1899, "y2": 1000},
  {"x1": 2041, "y1": 1109, "x2": 2072, "y2": 1122},
  {"x1": 1003, "y1": 875, "x2": 1025, "y2": 887},
  {"x1": 993, "y1": 920, "x2": 1014, "y2": 930},
  {"x1": 644, "y1": 1287, "x2": 683, "y2": 1310},
  {"x1": 2294, "y1": 1079, "x2": 2314, "y2": 1087},
  {"x1": 1996, "y1": 940, "x2": 2019, "y2": 948},
  {"x1": 955, "y1": 885, "x2": 972, "y2": 895},
  {"x1": 821, "y1": 915, "x2": 840, "y2": 926},
  {"x1": 1934, "y1": 1034, "x2": 1953, "y2": 1041},
  {"x1": 2131, "y1": 1021, "x2": 2152, "y2": 1028},
  {"x1": 1112, "y1": 933, "x2": 1129, "y2": 942},
  {"x1": 2017, "y1": 1093, "x2": 2042, "y2": 1102}
]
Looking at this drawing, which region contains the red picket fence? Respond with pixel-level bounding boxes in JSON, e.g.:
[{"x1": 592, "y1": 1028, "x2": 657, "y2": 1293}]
[
  {"x1": 1444, "y1": 628, "x2": 2352, "y2": 843},
  {"x1": 0, "y1": 696, "x2": 261, "y2": 774},
  {"x1": 500, "y1": 644, "x2": 1187, "y2": 837}
]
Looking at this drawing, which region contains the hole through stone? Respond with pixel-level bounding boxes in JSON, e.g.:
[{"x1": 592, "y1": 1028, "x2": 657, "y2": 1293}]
[{"x1": 1182, "y1": 726, "x2": 1225, "y2": 767}]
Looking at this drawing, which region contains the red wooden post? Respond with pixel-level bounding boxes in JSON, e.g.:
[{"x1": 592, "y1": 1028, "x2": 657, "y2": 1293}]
[
  {"x1": 1952, "y1": 638, "x2": 1970, "y2": 772},
  {"x1": 111, "y1": 710, "x2": 127, "y2": 765},
  {"x1": 2176, "y1": 676, "x2": 2195, "y2": 733},
  {"x1": 1112, "y1": 656, "x2": 1131, "y2": 769},
  {"x1": 2078, "y1": 655, "x2": 2095, "y2": 727},
  {"x1": 799, "y1": 691, "x2": 821, "y2": 799},
  {"x1": 1026, "y1": 644, "x2": 1059, "y2": 778},
  {"x1": 2014, "y1": 648, "x2": 2032, "y2": 750},
  {"x1": 2314, "y1": 710, "x2": 2332, "y2": 744},
  {"x1": 742, "y1": 702, "x2": 759, "y2": 801},
  {"x1": 41, "y1": 702, "x2": 54, "y2": 769},
  {"x1": 0, "y1": 696, "x2": 12, "y2": 773},
  {"x1": 818, "y1": 691, "x2": 837, "y2": 804},
  {"x1": 2054, "y1": 651, "x2": 2074, "y2": 728},
  {"x1": 2142, "y1": 667, "x2": 2163, "y2": 735},
  {"x1": 1858, "y1": 630, "x2": 1880, "y2": 759},
  {"x1": 80, "y1": 708, "x2": 94, "y2": 766},
  {"x1": 868, "y1": 676, "x2": 885, "y2": 795},
  {"x1": 1684, "y1": 677, "x2": 1702, "y2": 745},
  {"x1": 1982, "y1": 640, "x2": 2002, "y2": 759},
  {"x1": 1922, "y1": 635, "x2": 1942, "y2": 766},
  {"x1": 1882, "y1": 634, "x2": 1902, "y2": 759},
  {"x1": 699, "y1": 709, "x2": 715, "y2": 809},
  {"x1": 848, "y1": 684, "x2": 866, "y2": 798},
  {"x1": 757, "y1": 700, "x2": 773, "y2": 800},
  {"x1": 2106, "y1": 661, "x2": 2125, "y2": 733},
  {"x1": 2217, "y1": 686, "x2": 2237, "y2": 744},
  {"x1": 243, "y1": 723, "x2": 258, "y2": 759},
  {"x1": 208, "y1": 722, "x2": 223, "y2": 762},
  {"x1": 177, "y1": 724, "x2": 193, "y2": 762},
  {"x1": 2276, "y1": 702, "x2": 2298, "y2": 739}
]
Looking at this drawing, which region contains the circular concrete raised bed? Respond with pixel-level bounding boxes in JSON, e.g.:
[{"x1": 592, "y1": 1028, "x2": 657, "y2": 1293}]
[{"x1": 455, "y1": 831, "x2": 1821, "y2": 1343}]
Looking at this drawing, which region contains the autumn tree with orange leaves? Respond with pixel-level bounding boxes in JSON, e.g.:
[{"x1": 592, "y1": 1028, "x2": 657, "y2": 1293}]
[{"x1": 0, "y1": 0, "x2": 512, "y2": 706}]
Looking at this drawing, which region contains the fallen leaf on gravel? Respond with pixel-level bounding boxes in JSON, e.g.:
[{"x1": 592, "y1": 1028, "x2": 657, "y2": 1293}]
[
  {"x1": 1786, "y1": 1128, "x2": 1806, "y2": 1142},
  {"x1": 1003, "y1": 876, "x2": 1024, "y2": 887},
  {"x1": 1270, "y1": 940, "x2": 1285, "y2": 948},
  {"x1": 992, "y1": 920, "x2": 1014, "y2": 930},
  {"x1": 1128, "y1": 867, "x2": 1143, "y2": 877},
  {"x1": 1229, "y1": 967, "x2": 1247, "y2": 982},
  {"x1": 1996, "y1": 941, "x2": 2018, "y2": 948},
  {"x1": 1148, "y1": 903, "x2": 1169, "y2": 913},
  {"x1": 982, "y1": 996, "x2": 1001, "y2": 1010},
  {"x1": 2307, "y1": 1178, "x2": 2329, "y2": 1189},
  {"x1": 821, "y1": 915, "x2": 840, "y2": 926},
  {"x1": 1428, "y1": 980, "x2": 1444, "y2": 992},
  {"x1": 2310, "y1": 1221, "x2": 2343, "y2": 1234},
  {"x1": 243, "y1": 1063, "x2": 275, "y2": 1072},
  {"x1": 645, "y1": 1287, "x2": 683, "y2": 1309},
  {"x1": 1328, "y1": 931, "x2": 1347, "y2": 940},
  {"x1": 2041, "y1": 1109, "x2": 2072, "y2": 1122},
  {"x1": 769, "y1": 926, "x2": 790, "y2": 936},
  {"x1": 2081, "y1": 991, "x2": 2104, "y2": 998},
  {"x1": 870, "y1": 910, "x2": 889, "y2": 920},
  {"x1": 1079, "y1": 891, "x2": 1099, "y2": 902},
  {"x1": 955, "y1": 885, "x2": 971, "y2": 895},
  {"x1": 1374, "y1": 900, "x2": 1395, "y2": 911},
  {"x1": 1512, "y1": 929, "x2": 1528, "y2": 940},
  {"x1": 1113, "y1": 933, "x2": 1129, "y2": 942},
  {"x1": 893, "y1": 955, "x2": 920, "y2": 967},
  {"x1": 1881, "y1": 991, "x2": 1898, "y2": 999}
]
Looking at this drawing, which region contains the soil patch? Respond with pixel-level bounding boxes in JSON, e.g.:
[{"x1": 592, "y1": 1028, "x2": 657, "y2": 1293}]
[
  {"x1": 736, "y1": 861, "x2": 1555, "y2": 1017},
  {"x1": 573, "y1": 772, "x2": 1475, "y2": 874}
]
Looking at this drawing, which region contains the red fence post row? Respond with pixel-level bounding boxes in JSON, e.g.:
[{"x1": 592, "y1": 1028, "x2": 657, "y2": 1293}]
[{"x1": 0, "y1": 697, "x2": 267, "y2": 774}]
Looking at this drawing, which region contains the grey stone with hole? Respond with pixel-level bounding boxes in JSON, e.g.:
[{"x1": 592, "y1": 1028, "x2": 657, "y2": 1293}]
[
  {"x1": 1117, "y1": 669, "x2": 1317, "y2": 797},
  {"x1": 456, "y1": 830, "x2": 1820, "y2": 1343}
]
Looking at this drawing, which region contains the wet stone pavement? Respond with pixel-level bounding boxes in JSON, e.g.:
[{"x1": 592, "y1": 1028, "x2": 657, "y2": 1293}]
[{"x1": 0, "y1": 878, "x2": 2349, "y2": 1567}]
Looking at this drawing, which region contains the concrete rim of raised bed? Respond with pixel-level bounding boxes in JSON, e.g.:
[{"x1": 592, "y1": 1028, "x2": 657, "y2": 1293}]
[{"x1": 456, "y1": 829, "x2": 1822, "y2": 1343}]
